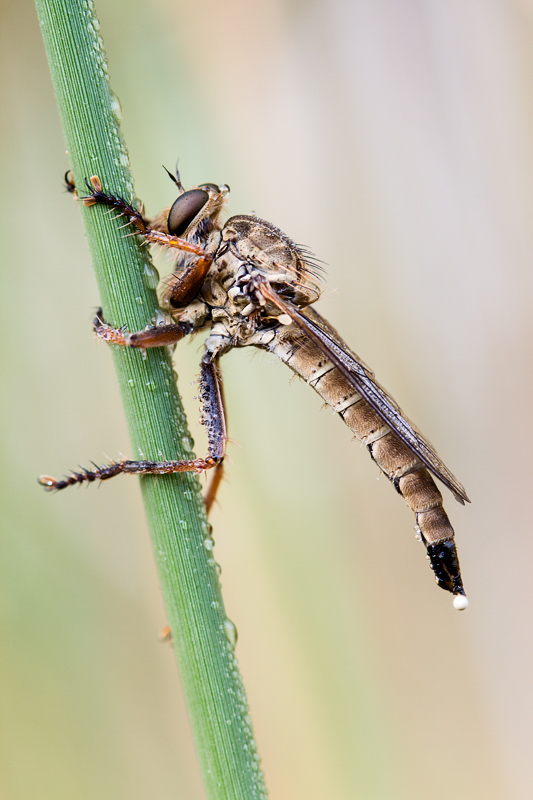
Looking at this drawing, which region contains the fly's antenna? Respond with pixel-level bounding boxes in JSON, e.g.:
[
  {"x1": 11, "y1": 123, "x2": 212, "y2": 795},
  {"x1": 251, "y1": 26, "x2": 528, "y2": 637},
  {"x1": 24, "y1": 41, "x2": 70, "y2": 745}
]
[{"x1": 163, "y1": 163, "x2": 184, "y2": 193}]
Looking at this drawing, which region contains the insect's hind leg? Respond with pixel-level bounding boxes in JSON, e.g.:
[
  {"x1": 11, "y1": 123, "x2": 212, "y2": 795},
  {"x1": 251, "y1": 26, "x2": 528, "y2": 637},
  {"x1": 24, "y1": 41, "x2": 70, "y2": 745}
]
[{"x1": 91, "y1": 311, "x2": 226, "y2": 512}]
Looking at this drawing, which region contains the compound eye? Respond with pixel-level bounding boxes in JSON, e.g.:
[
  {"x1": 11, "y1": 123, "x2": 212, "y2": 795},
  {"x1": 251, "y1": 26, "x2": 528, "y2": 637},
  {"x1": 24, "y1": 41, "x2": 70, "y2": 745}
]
[
  {"x1": 168, "y1": 189, "x2": 209, "y2": 236},
  {"x1": 199, "y1": 182, "x2": 220, "y2": 193}
]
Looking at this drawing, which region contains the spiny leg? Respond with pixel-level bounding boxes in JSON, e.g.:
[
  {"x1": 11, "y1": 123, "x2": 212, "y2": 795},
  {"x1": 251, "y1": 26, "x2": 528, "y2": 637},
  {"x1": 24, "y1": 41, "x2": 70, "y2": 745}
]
[
  {"x1": 69, "y1": 173, "x2": 214, "y2": 307},
  {"x1": 39, "y1": 353, "x2": 227, "y2": 491},
  {"x1": 38, "y1": 455, "x2": 219, "y2": 491},
  {"x1": 93, "y1": 308, "x2": 193, "y2": 349},
  {"x1": 85, "y1": 175, "x2": 214, "y2": 307},
  {"x1": 82, "y1": 175, "x2": 213, "y2": 276}
]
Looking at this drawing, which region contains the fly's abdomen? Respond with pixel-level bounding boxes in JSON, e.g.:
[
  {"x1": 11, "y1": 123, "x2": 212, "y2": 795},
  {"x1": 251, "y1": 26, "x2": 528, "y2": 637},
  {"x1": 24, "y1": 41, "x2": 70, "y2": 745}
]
[{"x1": 268, "y1": 329, "x2": 466, "y2": 602}]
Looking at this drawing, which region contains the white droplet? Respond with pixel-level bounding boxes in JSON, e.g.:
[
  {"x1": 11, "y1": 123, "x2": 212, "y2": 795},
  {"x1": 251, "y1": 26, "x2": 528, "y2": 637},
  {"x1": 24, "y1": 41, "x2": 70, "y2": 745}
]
[
  {"x1": 223, "y1": 618, "x2": 238, "y2": 649},
  {"x1": 110, "y1": 91, "x2": 123, "y2": 122},
  {"x1": 143, "y1": 262, "x2": 160, "y2": 289},
  {"x1": 453, "y1": 594, "x2": 469, "y2": 611}
]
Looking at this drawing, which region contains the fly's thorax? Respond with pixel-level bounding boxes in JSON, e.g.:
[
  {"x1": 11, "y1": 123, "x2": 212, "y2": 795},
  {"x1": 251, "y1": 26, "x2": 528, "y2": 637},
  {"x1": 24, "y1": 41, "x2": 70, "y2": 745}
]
[{"x1": 219, "y1": 215, "x2": 322, "y2": 308}]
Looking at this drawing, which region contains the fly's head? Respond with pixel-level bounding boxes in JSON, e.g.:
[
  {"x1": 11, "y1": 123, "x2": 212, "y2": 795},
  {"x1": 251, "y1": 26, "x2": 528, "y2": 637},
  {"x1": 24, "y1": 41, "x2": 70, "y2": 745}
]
[{"x1": 164, "y1": 180, "x2": 230, "y2": 245}]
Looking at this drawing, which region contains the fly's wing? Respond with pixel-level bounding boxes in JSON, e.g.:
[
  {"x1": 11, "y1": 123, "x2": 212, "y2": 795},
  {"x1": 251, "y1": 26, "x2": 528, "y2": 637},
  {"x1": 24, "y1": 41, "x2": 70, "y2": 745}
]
[{"x1": 258, "y1": 280, "x2": 470, "y2": 505}]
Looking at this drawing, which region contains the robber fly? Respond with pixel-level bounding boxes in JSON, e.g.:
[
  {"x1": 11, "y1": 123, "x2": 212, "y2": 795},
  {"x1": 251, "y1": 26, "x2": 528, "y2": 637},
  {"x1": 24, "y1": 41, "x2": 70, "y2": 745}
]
[{"x1": 40, "y1": 170, "x2": 469, "y2": 609}]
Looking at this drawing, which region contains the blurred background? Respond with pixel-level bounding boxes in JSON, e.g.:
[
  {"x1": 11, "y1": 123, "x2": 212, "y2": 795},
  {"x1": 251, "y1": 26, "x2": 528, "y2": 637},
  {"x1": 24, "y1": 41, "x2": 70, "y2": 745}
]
[{"x1": 2, "y1": 0, "x2": 532, "y2": 797}]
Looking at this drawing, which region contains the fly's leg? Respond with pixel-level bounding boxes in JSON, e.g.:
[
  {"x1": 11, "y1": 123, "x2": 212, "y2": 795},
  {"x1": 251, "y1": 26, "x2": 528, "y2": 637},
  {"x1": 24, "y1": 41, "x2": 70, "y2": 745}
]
[
  {"x1": 39, "y1": 353, "x2": 227, "y2": 492},
  {"x1": 92, "y1": 309, "x2": 193, "y2": 349},
  {"x1": 64, "y1": 170, "x2": 76, "y2": 194},
  {"x1": 65, "y1": 173, "x2": 213, "y2": 306},
  {"x1": 66, "y1": 172, "x2": 213, "y2": 306},
  {"x1": 38, "y1": 451, "x2": 221, "y2": 491},
  {"x1": 92, "y1": 311, "x2": 227, "y2": 512}
]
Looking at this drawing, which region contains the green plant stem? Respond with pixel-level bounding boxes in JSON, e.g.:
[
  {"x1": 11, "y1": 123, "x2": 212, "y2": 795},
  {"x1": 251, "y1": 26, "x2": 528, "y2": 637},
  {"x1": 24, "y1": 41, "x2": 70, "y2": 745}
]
[{"x1": 35, "y1": 1, "x2": 267, "y2": 797}]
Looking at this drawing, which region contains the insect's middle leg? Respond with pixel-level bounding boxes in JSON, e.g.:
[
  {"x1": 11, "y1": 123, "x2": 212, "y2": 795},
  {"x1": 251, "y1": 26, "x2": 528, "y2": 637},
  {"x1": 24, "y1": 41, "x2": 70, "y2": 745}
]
[
  {"x1": 39, "y1": 354, "x2": 227, "y2": 492},
  {"x1": 93, "y1": 309, "x2": 193, "y2": 349}
]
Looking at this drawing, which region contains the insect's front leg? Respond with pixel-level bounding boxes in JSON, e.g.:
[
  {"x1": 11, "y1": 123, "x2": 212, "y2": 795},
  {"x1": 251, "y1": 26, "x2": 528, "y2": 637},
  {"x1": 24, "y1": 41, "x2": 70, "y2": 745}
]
[
  {"x1": 81, "y1": 175, "x2": 213, "y2": 277},
  {"x1": 67, "y1": 173, "x2": 215, "y2": 308},
  {"x1": 39, "y1": 352, "x2": 227, "y2": 492}
]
